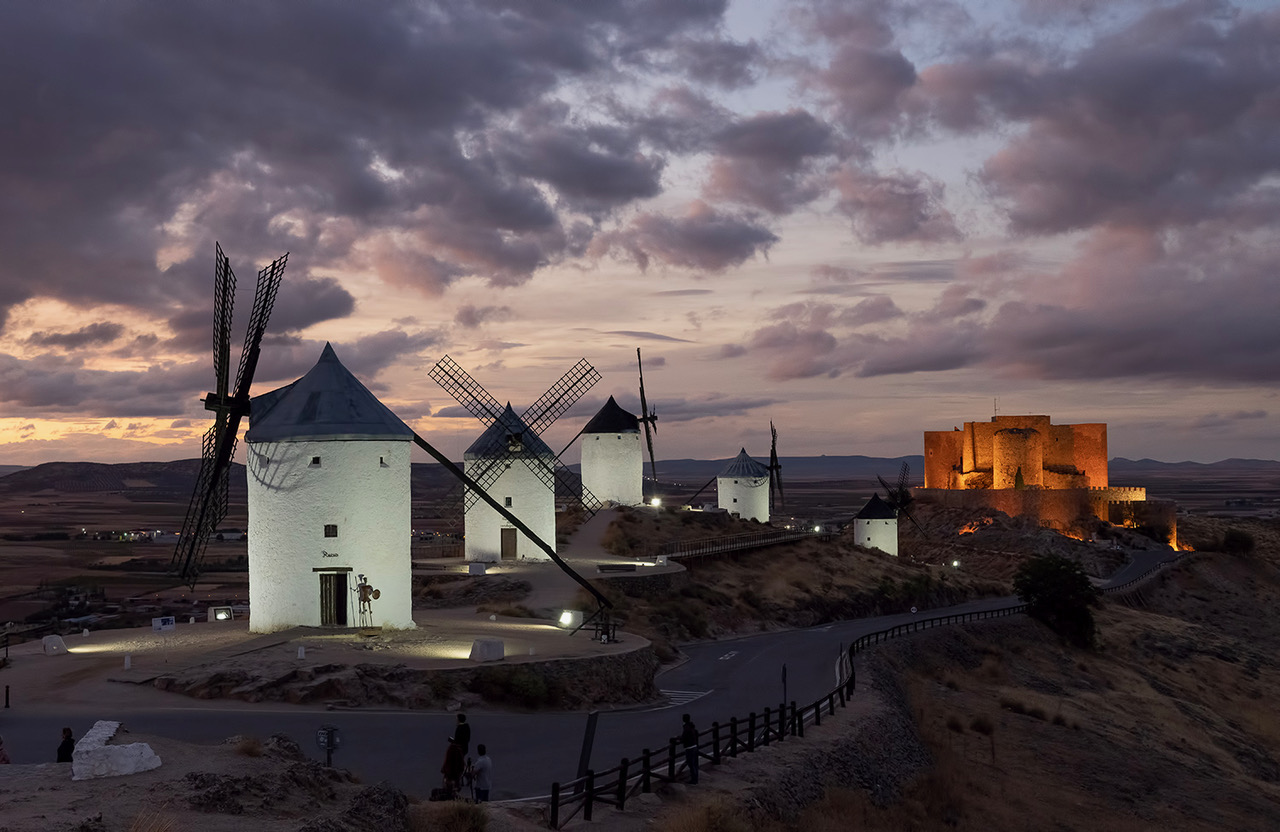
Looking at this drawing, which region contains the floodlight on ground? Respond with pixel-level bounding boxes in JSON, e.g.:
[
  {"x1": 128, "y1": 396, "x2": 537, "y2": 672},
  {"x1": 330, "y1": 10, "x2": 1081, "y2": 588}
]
[
  {"x1": 558, "y1": 610, "x2": 584, "y2": 629},
  {"x1": 650, "y1": 497, "x2": 662, "y2": 507},
  {"x1": 813, "y1": 525, "x2": 821, "y2": 533},
  {"x1": 208, "y1": 606, "x2": 234, "y2": 622},
  {"x1": 952, "y1": 560, "x2": 960, "y2": 568}
]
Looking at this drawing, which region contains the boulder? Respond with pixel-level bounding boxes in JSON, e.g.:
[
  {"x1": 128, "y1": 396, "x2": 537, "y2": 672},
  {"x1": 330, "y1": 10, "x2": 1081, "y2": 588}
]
[
  {"x1": 468, "y1": 639, "x2": 504, "y2": 662},
  {"x1": 42, "y1": 635, "x2": 68, "y2": 655},
  {"x1": 72, "y1": 720, "x2": 163, "y2": 781}
]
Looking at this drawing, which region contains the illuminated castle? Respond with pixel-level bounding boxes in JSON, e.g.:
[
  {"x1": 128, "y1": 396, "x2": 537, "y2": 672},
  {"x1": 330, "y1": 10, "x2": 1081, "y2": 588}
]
[{"x1": 919, "y1": 415, "x2": 1175, "y2": 545}]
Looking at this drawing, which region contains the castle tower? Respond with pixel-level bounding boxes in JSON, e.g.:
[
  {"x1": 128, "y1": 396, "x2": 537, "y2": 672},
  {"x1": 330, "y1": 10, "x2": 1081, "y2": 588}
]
[
  {"x1": 463, "y1": 404, "x2": 556, "y2": 563},
  {"x1": 853, "y1": 494, "x2": 898, "y2": 556},
  {"x1": 580, "y1": 396, "x2": 642, "y2": 506},
  {"x1": 245, "y1": 343, "x2": 414, "y2": 633},
  {"x1": 717, "y1": 448, "x2": 770, "y2": 522}
]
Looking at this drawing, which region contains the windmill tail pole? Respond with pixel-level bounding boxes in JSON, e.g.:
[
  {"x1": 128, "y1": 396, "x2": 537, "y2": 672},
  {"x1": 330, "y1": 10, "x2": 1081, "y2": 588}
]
[{"x1": 410, "y1": 432, "x2": 613, "y2": 611}]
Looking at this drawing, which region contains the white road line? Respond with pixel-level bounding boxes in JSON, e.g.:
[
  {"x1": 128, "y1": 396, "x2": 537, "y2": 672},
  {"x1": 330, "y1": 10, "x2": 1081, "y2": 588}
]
[{"x1": 660, "y1": 689, "x2": 712, "y2": 706}]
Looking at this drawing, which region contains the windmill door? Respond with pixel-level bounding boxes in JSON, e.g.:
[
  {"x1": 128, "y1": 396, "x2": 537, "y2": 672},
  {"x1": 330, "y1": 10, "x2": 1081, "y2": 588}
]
[
  {"x1": 319, "y1": 572, "x2": 348, "y2": 627},
  {"x1": 500, "y1": 527, "x2": 518, "y2": 559}
]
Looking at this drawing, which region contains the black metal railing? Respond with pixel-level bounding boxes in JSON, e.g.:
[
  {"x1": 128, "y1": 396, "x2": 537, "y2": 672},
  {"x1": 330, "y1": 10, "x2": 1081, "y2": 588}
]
[{"x1": 545, "y1": 549, "x2": 1186, "y2": 828}]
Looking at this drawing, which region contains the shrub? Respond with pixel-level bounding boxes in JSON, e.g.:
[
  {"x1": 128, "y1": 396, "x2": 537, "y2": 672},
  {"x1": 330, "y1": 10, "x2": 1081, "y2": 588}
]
[
  {"x1": 1013, "y1": 554, "x2": 1101, "y2": 649},
  {"x1": 409, "y1": 800, "x2": 487, "y2": 832},
  {"x1": 969, "y1": 715, "x2": 994, "y2": 735},
  {"x1": 234, "y1": 736, "x2": 263, "y2": 757},
  {"x1": 1223, "y1": 528, "x2": 1256, "y2": 555}
]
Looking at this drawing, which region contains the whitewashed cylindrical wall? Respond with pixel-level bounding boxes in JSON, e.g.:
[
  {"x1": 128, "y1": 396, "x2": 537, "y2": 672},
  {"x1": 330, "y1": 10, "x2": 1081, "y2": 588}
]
[
  {"x1": 854, "y1": 518, "x2": 898, "y2": 556},
  {"x1": 581, "y1": 432, "x2": 642, "y2": 506},
  {"x1": 246, "y1": 439, "x2": 413, "y2": 632},
  {"x1": 463, "y1": 459, "x2": 556, "y2": 562},
  {"x1": 717, "y1": 475, "x2": 770, "y2": 522}
]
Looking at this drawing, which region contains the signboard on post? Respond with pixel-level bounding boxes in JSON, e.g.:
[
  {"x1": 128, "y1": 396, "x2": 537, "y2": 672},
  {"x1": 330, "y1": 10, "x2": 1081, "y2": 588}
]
[{"x1": 151, "y1": 616, "x2": 176, "y2": 632}]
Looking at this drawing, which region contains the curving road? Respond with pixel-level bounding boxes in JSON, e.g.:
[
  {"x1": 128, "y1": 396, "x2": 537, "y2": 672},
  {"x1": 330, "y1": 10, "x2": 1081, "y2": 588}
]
[{"x1": 0, "y1": 549, "x2": 1174, "y2": 800}]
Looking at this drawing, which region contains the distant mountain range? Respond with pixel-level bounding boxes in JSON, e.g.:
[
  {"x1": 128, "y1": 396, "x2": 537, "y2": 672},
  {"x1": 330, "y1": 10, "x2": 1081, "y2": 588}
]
[{"x1": 1, "y1": 455, "x2": 1276, "y2": 495}]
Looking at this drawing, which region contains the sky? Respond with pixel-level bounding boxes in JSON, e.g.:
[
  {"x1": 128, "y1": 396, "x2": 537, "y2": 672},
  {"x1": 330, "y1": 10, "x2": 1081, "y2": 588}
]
[{"x1": 1, "y1": 0, "x2": 1278, "y2": 467}]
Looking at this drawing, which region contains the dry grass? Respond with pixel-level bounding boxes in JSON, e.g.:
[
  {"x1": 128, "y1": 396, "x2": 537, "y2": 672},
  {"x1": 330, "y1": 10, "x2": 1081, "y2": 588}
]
[
  {"x1": 408, "y1": 800, "x2": 487, "y2": 832},
  {"x1": 234, "y1": 736, "x2": 263, "y2": 757},
  {"x1": 656, "y1": 797, "x2": 768, "y2": 832},
  {"x1": 127, "y1": 806, "x2": 177, "y2": 832}
]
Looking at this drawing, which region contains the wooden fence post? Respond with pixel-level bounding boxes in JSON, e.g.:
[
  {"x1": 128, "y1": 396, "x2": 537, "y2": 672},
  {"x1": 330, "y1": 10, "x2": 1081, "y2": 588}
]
[
  {"x1": 550, "y1": 782, "x2": 560, "y2": 829},
  {"x1": 617, "y1": 758, "x2": 629, "y2": 810},
  {"x1": 584, "y1": 770, "x2": 595, "y2": 821},
  {"x1": 668, "y1": 738, "x2": 677, "y2": 780},
  {"x1": 814, "y1": 700, "x2": 821, "y2": 727}
]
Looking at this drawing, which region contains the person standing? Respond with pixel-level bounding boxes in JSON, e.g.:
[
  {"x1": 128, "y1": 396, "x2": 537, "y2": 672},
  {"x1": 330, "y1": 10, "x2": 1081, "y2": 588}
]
[
  {"x1": 441, "y1": 736, "x2": 465, "y2": 796},
  {"x1": 454, "y1": 713, "x2": 471, "y2": 755},
  {"x1": 57, "y1": 728, "x2": 75, "y2": 763},
  {"x1": 471, "y1": 743, "x2": 492, "y2": 803},
  {"x1": 680, "y1": 713, "x2": 699, "y2": 785}
]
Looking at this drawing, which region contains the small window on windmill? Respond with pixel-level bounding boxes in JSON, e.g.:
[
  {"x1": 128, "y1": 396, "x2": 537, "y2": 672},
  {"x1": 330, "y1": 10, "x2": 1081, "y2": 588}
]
[
  {"x1": 504, "y1": 497, "x2": 513, "y2": 507},
  {"x1": 733, "y1": 498, "x2": 739, "y2": 503},
  {"x1": 734, "y1": 479, "x2": 739, "y2": 484},
  {"x1": 324, "y1": 524, "x2": 338, "y2": 538},
  {"x1": 379, "y1": 456, "x2": 387, "y2": 467},
  {"x1": 310, "y1": 456, "x2": 322, "y2": 467}
]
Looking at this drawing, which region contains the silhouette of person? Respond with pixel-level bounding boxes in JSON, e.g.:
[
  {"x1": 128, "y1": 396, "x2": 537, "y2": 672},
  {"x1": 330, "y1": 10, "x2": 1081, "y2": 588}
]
[
  {"x1": 680, "y1": 713, "x2": 699, "y2": 784},
  {"x1": 57, "y1": 728, "x2": 75, "y2": 763},
  {"x1": 441, "y1": 736, "x2": 465, "y2": 795},
  {"x1": 454, "y1": 713, "x2": 471, "y2": 755},
  {"x1": 471, "y1": 743, "x2": 492, "y2": 803}
]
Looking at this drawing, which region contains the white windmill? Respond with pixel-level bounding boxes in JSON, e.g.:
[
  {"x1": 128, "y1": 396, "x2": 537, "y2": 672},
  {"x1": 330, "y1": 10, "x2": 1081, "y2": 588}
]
[
  {"x1": 430, "y1": 356, "x2": 602, "y2": 563},
  {"x1": 717, "y1": 448, "x2": 771, "y2": 522},
  {"x1": 580, "y1": 396, "x2": 642, "y2": 506},
  {"x1": 245, "y1": 343, "x2": 415, "y2": 632},
  {"x1": 853, "y1": 494, "x2": 899, "y2": 556}
]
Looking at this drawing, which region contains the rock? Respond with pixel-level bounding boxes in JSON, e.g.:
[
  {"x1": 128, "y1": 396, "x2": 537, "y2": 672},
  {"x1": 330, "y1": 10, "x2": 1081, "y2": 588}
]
[
  {"x1": 265, "y1": 733, "x2": 306, "y2": 760},
  {"x1": 42, "y1": 635, "x2": 68, "y2": 656},
  {"x1": 342, "y1": 782, "x2": 410, "y2": 832},
  {"x1": 469, "y1": 638, "x2": 505, "y2": 662}
]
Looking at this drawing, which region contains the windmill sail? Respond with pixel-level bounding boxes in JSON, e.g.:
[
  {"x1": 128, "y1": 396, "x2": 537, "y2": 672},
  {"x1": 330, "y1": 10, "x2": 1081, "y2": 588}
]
[{"x1": 171, "y1": 245, "x2": 288, "y2": 586}]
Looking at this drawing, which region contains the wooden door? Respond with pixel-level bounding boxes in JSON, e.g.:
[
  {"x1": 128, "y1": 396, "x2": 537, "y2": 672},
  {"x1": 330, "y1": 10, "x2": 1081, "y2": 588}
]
[
  {"x1": 320, "y1": 572, "x2": 348, "y2": 626},
  {"x1": 500, "y1": 527, "x2": 518, "y2": 559}
]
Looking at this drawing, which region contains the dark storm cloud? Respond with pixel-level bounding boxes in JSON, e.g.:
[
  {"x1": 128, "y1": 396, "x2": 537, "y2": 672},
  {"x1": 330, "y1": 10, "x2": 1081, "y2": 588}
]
[
  {"x1": 455, "y1": 305, "x2": 514, "y2": 329},
  {"x1": 670, "y1": 36, "x2": 763, "y2": 89},
  {"x1": 914, "y1": 1, "x2": 1280, "y2": 235},
  {"x1": 705, "y1": 109, "x2": 836, "y2": 213},
  {"x1": 834, "y1": 167, "x2": 960, "y2": 243},
  {"x1": 26, "y1": 322, "x2": 125, "y2": 349},
  {"x1": 0, "y1": 352, "x2": 211, "y2": 417},
  {"x1": 266, "y1": 277, "x2": 357, "y2": 333},
  {"x1": 590, "y1": 201, "x2": 779, "y2": 272},
  {"x1": 0, "y1": 1, "x2": 737, "y2": 317}
]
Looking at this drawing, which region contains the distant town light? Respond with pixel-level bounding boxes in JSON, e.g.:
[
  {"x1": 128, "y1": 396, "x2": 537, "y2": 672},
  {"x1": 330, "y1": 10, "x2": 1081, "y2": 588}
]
[
  {"x1": 952, "y1": 560, "x2": 960, "y2": 568},
  {"x1": 813, "y1": 525, "x2": 821, "y2": 533}
]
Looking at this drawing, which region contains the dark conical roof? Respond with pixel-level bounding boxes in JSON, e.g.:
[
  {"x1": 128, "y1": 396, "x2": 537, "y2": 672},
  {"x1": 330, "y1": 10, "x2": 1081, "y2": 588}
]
[
  {"x1": 855, "y1": 494, "x2": 898, "y2": 520},
  {"x1": 718, "y1": 448, "x2": 769, "y2": 478},
  {"x1": 246, "y1": 343, "x2": 413, "y2": 443},
  {"x1": 583, "y1": 396, "x2": 640, "y2": 434},
  {"x1": 464, "y1": 403, "x2": 557, "y2": 461}
]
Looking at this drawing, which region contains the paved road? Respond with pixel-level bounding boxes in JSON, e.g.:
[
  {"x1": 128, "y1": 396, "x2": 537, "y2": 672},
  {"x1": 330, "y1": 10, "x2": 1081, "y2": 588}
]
[{"x1": 0, "y1": 549, "x2": 1174, "y2": 799}]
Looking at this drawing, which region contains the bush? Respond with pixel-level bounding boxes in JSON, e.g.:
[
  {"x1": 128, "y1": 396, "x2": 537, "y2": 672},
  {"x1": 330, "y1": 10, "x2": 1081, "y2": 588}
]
[
  {"x1": 234, "y1": 736, "x2": 263, "y2": 757},
  {"x1": 410, "y1": 801, "x2": 487, "y2": 832},
  {"x1": 1223, "y1": 528, "x2": 1256, "y2": 555},
  {"x1": 1013, "y1": 554, "x2": 1101, "y2": 649}
]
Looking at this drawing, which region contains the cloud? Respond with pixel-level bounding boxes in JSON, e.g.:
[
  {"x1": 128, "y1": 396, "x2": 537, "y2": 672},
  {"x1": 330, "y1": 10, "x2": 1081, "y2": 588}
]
[
  {"x1": 833, "y1": 166, "x2": 960, "y2": 244},
  {"x1": 915, "y1": 2, "x2": 1280, "y2": 235},
  {"x1": 704, "y1": 109, "x2": 836, "y2": 213},
  {"x1": 26, "y1": 322, "x2": 125, "y2": 349},
  {"x1": 603, "y1": 330, "x2": 693, "y2": 342},
  {"x1": 718, "y1": 343, "x2": 746, "y2": 358},
  {"x1": 590, "y1": 200, "x2": 779, "y2": 272},
  {"x1": 455, "y1": 305, "x2": 513, "y2": 329}
]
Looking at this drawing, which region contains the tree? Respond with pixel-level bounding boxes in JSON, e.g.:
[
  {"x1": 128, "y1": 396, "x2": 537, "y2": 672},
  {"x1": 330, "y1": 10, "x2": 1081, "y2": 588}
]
[{"x1": 1013, "y1": 555, "x2": 1101, "y2": 649}]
